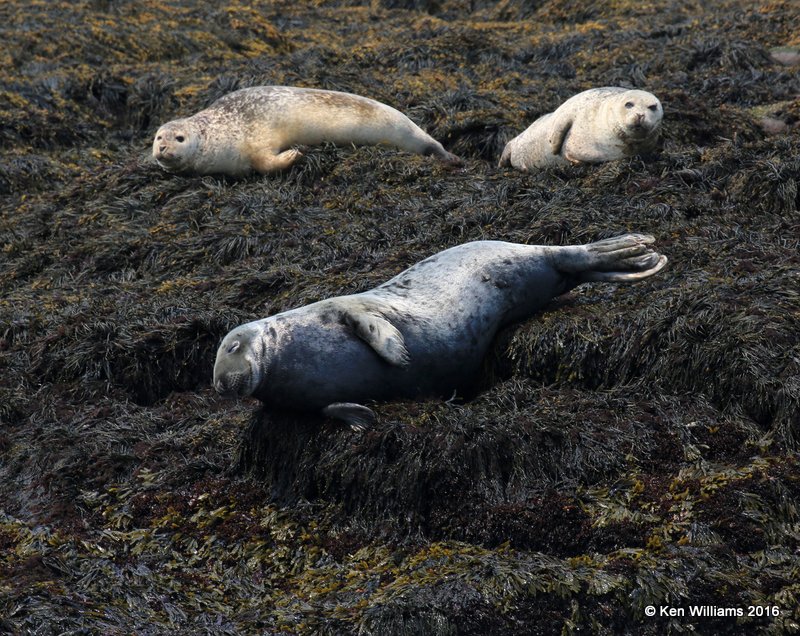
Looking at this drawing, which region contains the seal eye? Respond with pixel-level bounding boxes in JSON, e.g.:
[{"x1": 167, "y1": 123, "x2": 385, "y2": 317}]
[
  {"x1": 227, "y1": 341, "x2": 240, "y2": 354},
  {"x1": 176, "y1": 135, "x2": 185, "y2": 143},
  {"x1": 648, "y1": 104, "x2": 658, "y2": 111},
  {"x1": 625, "y1": 101, "x2": 634, "y2": 109}
]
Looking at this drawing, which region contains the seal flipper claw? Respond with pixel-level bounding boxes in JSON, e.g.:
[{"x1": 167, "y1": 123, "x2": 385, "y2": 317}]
[{"x1": 322, "y1": 403, "x2": 377, "y2": 431}]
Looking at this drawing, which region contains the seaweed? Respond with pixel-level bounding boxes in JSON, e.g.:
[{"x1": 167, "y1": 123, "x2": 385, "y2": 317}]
[{"x1": 1, "y1": 0, "x2": 799, "y2": 633}]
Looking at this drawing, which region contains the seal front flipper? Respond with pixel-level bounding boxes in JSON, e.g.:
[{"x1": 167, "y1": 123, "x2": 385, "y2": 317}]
[
  {"x1": 498, "y1": 140, "x2": 514, "y2": 168},
  {"x1": 342, "y1": 307, "x2": 411, "y2": 366},
  {"x1": 548, "y1": 114, "x2": 573, "y2": 156},
  {"x1": 251, "y1": 148, "x2": 303, "y2": 173},
  {"x1": 322, "y1": 402, "x2": 377, "y2": 431}
]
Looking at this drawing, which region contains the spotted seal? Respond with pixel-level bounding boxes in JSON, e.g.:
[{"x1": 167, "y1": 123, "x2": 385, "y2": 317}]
[
  {"x1": 213, "y1": 234, "x2": 667, "y2": 428},
  {"x1": 499, "y1": 87, "x2": 663, "y2": 171},
  {"x1": 152, "y1": 85, "x2": 462, "y2": 176}
]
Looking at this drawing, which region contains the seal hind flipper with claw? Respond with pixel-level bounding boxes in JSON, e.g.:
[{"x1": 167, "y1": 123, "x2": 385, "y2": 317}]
[{"x1": 548, "y1": 234, "x2": 668, "y2": 282}]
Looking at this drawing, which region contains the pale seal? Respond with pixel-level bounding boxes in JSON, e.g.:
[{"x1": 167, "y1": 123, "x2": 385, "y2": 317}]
[
  {"x1": 152, "y1": 85, "x2": 462, "y2": 176},
  {"x1": 499, "y1": 87, "x2": 663, "y2": 171},
  {"x1": 213, "y1": 234, "x2": 667, "y2": 429}
]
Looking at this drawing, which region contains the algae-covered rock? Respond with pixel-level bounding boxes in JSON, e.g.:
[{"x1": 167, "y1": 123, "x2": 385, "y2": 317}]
[{"x1": 1, "y1": 0, "x2": 799, "y2": 633}]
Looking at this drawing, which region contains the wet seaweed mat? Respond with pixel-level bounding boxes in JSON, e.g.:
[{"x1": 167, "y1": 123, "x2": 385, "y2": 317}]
[{"x1": 1, "y1": 0, "x2": 799, "y2": 634}]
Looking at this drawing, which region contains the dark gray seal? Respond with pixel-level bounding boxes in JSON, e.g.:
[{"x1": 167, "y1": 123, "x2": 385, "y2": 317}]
[
  {"x1": 152, "y1": 85, "x2": 462, "y2": 176},
  {"x1": 213, "y1": 234, "x2": 667, "y2": 428}
]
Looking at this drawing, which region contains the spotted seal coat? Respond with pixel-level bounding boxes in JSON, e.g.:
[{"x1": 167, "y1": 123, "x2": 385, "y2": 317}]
[
  {"x1": 213, "y1": 234, "x2": 667, "y2": 428},
  {"x1": 152, "y1": 85, "x2": 462, "y2": 176}
]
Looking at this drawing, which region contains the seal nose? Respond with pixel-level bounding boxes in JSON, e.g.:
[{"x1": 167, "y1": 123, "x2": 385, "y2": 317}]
[
  {"x1": 215, "y1": 379, "x2": 237, "y2": 398},
  {"x1": 634, "y1": 113, "x2": 645, "y2": 124},
  {"x1": 159, "y1": 144, "x2": 167, "y2": 153}
]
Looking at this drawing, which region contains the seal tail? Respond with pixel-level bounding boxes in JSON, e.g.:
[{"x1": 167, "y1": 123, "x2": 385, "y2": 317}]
[
  {"x1": 558, "y1": 233, "x2": 668, "y2": 283},
  {"x1": 439, "y1": 149, "x2": 464, "y2": 166},
  {"x1": 423, "y1": 141, "x2": 463, "y2": 166}
]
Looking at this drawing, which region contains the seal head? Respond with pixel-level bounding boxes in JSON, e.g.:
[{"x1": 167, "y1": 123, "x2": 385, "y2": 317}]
[
  {"x1": 152, "y1": 119, "x2": 202, "y2": 173},
  {"x1": 613, "y1": 89, "x2": 662, "y2": 140},
  {"x1": 213, "y1": 324, "x2": 264, "y2": 398}
]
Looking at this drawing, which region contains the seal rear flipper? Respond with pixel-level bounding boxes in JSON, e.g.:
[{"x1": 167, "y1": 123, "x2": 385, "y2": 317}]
[
  {"x1": 343, "y1": 308, "x2": 411, "y2": 366},
  {"x1": 579, "y1": 254, "x2": 668, "y2": 283},
  {"x1": 425, "y1": 142, "x2": 463, "y2": 167},
  {"x1": 553, "y1": 234, "x2": 662, "y2": 274},
  {"x1": 440, "y1": 150, "x2": 464, "y2": 167},
  {"x1": 588, "y1": 233, "x2": 656, "y2": 254},
  {"x1": 322, "y1": 403, "x2": 377, "y2": 431},
  {"x1": 549, "y1": 234, "x2": 667, "y2": 283}
]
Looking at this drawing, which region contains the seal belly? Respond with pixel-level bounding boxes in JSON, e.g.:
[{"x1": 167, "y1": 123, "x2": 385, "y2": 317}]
[
  {"x1": 280, "y1": 96, "x2": 422, "y2": 151},
  {"x1": 260, "y1": 318, "x2": 459, "y2": 409}
]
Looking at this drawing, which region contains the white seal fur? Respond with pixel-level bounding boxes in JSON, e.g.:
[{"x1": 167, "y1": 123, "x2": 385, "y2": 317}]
[
  {"x1": 153, "y1": 85, "x2": 462, "y2": 176},
  {"x1": 499, "y1": 87, "x2": 663, "y2": 171}
]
